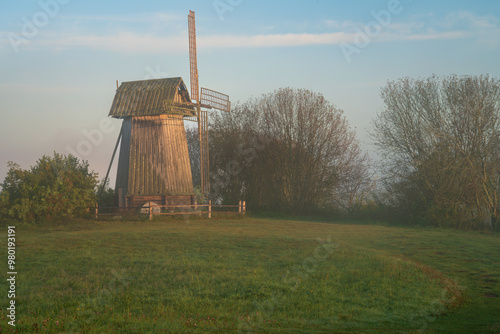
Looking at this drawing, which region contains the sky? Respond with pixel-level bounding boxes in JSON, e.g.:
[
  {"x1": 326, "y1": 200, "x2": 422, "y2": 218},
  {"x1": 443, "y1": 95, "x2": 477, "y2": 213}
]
[{"x1": 1, "y1": 0, "x2": 499, "y2": 186}]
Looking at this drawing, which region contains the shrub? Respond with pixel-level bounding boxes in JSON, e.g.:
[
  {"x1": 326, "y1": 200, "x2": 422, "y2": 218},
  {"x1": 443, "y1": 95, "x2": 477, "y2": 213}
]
[{"x1": 0, "y1": 152, "x2": 98, "y2": 223}]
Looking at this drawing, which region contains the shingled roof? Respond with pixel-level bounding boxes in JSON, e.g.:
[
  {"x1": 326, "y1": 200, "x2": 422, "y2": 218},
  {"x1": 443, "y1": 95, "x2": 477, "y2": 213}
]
[{"x1": 108, "y1": 77, "x2": 196, "y2": 118}]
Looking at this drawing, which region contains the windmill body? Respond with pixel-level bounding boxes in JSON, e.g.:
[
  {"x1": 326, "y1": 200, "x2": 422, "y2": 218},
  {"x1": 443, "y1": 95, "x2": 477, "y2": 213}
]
[
  {"x1": 103, "y1": 11, "x2": 230, "y2": 209},
  {"x1": 109, "y1": 77, "x2": 197, "y2": 208}
]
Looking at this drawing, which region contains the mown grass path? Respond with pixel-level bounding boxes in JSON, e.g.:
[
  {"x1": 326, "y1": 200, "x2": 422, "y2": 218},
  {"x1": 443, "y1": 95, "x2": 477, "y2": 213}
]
[{"x1": 0, "y1": 218, "x2": 498, "y2": 333}]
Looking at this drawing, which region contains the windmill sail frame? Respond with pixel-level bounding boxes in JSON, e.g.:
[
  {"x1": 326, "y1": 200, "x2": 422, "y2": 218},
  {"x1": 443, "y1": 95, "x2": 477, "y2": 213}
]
[
  {"x1": 201, "y1": 87, "x2": 231, "y2": 113},
  {"x1": 188, "y1": 10, "x2": 231, "y2": 197}
]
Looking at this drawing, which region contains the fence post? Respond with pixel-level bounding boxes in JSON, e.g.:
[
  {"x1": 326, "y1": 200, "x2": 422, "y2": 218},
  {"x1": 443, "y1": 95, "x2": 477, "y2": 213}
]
[
  {"x1": 208, "y1": 200, "x2": 212, "y2": 219},
  {"x1": 239, "y1": 200, "x2": 242, "y2": 214},
  {"x1": 243, "y1": 201, "x2": 246, "y2": 215},
  {"x1": 149, "y1": 202, "x2": 153, "y2": 221}
]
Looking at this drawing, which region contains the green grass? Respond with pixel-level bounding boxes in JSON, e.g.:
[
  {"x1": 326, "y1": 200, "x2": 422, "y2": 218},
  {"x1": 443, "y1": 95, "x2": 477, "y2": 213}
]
[{"x1": 0, "y1": 217, "x2": 499, "y2": 333}]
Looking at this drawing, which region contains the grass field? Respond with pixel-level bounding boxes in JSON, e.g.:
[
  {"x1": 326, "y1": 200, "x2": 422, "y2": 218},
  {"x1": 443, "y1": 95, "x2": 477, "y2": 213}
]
[{"x1": 1, "y1": 217, "x2": 499, "y2": 333}]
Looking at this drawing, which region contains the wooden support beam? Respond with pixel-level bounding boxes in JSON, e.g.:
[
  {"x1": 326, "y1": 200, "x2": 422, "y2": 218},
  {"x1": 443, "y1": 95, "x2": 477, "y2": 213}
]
[{"x1": 149, "y1": 202, "x2": 153, "y2": 221}]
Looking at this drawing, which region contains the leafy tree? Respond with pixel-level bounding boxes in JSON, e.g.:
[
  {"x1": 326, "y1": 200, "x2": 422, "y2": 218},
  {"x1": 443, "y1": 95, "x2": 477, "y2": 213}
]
[{"x1": 0, "y1": 152, "x2": 98, "y2": 223}]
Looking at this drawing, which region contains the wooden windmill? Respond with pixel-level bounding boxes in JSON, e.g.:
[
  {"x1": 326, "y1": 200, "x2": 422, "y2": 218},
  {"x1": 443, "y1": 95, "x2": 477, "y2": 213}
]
[
  {"x1": 108, "y1": 78, "x2": 197, "y2": 208},
  {"x1": 103, "y1": 10, "x2": 230, "y2": 208}
]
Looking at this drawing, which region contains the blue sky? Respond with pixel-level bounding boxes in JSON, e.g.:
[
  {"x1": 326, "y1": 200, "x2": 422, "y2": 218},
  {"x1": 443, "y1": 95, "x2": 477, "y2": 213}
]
[{"x1": 1, "y1": 0, "x2": 499, "y2": 185}]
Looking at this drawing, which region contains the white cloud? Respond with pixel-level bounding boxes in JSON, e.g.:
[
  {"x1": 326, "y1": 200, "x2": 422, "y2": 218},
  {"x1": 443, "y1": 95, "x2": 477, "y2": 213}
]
[
  {"x1": 199, "y1": 32, "x2": 353, "y2": 48},
  {"x1": 37, "y1": 31, "x2": 187, "y2": 53},
  {"x1": 442, "y1": 11, "x2": 500, "y2": 47},
  {"x1": 381, "y1": 31, "x2": 468, "y2": 42},
  {"x1": 324, "y1": 10, "x2": 500, "y2": 48},
  {"x1": 386, "y1": 21, "x2": 426, "y2": 35},
  {"x1": 59, "y1": 12, "x2": 185, "y2": 25},
  {"x1": 1, "y1": 11, "x2": 498, "y2": 54},
  {"x1": 444, "y1": 11, "x2": 498, "y2": 30},
  {"x1": 29, "y1": 31, "x2": 355, "y2": 52},
  {"x1": 0, "y1": 29, "x2": 472, "y2": 54}
]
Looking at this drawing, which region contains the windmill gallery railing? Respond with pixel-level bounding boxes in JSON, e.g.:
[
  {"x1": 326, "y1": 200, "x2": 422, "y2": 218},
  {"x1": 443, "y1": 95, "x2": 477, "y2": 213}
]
[{"x1": 93, "y1": 201, "x2": 246, "y2": 220}]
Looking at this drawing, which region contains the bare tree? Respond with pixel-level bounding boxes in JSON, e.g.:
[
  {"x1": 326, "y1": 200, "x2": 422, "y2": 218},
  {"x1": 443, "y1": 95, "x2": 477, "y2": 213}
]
[
  {"x1": 209, "y1": 88, "x2": 370, "y2": 214},
  {"x1": 373, "y1": 75, "x2": 500, "y2": 229}
]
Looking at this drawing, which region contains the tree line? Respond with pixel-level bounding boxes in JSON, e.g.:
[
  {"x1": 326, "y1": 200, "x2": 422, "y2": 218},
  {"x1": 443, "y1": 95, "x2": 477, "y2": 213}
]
[{"x1": 1, "y1": 75, "x2": 498, "y2": 230}]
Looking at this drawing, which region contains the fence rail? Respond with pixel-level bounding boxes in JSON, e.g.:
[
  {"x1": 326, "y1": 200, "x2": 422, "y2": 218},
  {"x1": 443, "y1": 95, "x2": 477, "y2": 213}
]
[{"x1": 94, "y1": 200, "x2": 246, "y2": 220}]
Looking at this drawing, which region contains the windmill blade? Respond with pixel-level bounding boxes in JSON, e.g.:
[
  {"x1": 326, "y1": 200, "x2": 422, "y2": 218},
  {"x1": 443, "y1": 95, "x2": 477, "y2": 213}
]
[
  {"x1": 188, "y1": 11, "x2": 231, "y2": 197},
  {"x1": 188, "y1": 10, "x2": 199, "y2": 102},
  {"x1": 201, "y1": 87, "x2": 231, "y2": 113}
]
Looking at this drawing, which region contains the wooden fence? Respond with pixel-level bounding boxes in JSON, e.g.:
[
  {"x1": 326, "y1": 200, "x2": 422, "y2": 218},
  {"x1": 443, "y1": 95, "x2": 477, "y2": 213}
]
[{"x1": 94, "y1": 200, "x2": 246, "y2": 220}]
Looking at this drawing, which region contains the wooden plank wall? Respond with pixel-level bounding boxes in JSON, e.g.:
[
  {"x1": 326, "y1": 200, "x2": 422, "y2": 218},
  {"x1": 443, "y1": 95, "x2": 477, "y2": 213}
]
[
  {"x1": 115, "y1": 114, "x2": 194, "y2": 204},
  {"x1": 128, "y1": 114, "x2": 193, "y2": 196},
  {"x1": 115, "y1": 118, "x2": 132, "y2": 206}
]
